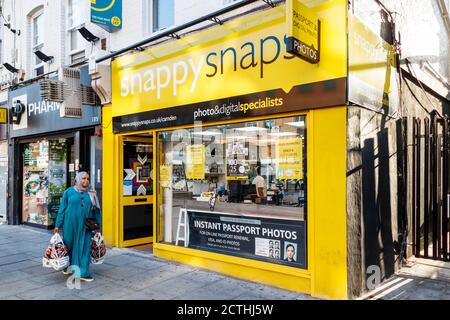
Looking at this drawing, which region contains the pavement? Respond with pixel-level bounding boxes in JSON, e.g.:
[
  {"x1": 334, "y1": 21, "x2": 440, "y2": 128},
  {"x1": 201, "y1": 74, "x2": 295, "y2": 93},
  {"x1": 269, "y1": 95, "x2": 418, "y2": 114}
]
[
  {"x1": 360, "y1": 257, "x2": 450, "y2": 300},
  {"x1": 3, "y1": 224, "x2": 450, "y2": 300},
  {"x1": 0, "y1": 224, "x2": 315, "y2": 300}
]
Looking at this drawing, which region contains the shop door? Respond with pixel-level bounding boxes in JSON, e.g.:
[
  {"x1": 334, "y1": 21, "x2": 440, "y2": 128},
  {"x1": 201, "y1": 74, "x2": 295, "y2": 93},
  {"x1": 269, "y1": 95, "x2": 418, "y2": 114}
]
[
  {"x1": 120, "y1": 136, "x2": 154, "y2": 247},
  {"x1": 22, "y1": 138, "x2": 72, "y2": 227}
]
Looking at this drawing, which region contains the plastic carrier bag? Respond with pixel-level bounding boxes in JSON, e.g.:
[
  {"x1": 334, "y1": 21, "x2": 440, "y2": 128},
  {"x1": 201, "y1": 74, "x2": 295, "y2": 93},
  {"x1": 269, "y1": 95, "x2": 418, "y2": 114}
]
[
  {"x1": 42, "y1": 233, "x2": 70, "y2": 271},
  {"x1": 90, "y1": 232, "x2": 106, "y2": 264}
]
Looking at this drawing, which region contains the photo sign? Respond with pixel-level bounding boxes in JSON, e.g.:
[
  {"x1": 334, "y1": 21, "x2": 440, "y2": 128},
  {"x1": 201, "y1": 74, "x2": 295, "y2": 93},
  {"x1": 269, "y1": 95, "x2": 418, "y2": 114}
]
[
  {"x1": 286, "y1": 0, "x2": 320, "y2": 64},
  {"x1": 187, "y1": 210, "x2": 306, "y2": 269}
]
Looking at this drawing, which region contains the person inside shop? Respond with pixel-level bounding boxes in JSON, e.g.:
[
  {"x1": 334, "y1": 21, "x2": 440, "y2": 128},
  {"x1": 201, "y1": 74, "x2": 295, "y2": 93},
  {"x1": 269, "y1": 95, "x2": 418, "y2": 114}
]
[
  {"x1": 54, "y1": 171, "x2": 101, "y2": 282},
  {"x1": 252, "y1": 165, "x2": 266, "y2": 201},
  {"x1": 284, "y1": 244, "x2": 296, "y2": 262}
]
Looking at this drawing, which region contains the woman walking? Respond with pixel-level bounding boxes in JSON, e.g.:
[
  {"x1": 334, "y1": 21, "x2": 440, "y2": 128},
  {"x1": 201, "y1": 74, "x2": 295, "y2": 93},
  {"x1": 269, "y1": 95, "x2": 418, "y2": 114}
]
[{"x1": 54, "y1": 171, "x2": 101, "y2": 282}]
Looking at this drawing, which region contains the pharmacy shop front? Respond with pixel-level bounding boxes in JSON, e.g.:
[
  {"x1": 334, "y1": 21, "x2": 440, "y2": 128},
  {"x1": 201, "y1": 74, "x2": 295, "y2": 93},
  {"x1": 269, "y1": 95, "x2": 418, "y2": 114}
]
[{"x1": 103, "y1": 1, "x2": 348, "y2": 299}]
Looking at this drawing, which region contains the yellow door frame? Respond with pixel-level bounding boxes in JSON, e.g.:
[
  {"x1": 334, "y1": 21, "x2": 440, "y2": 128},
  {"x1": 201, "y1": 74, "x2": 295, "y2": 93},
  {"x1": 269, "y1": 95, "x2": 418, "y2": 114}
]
[{"x1": 118, "y1": 135, "x2": 156, "y2": 247}]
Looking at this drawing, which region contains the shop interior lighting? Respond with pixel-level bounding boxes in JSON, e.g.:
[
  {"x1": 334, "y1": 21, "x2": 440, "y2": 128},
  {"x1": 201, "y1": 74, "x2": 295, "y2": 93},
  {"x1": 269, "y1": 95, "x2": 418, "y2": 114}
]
[
  {"x1": 78, "y1": 27, "x2": 100, "y2": 43},
  {"x1": 235, "y1": 126, "x2": 267, "y2": 132},
  {"x1": 34, "y1": 50, "x2": 54, "y2": 63},
  {"x1": 2, "y1": 62, "x2": 19, "y2": 73},
  {"x1": 286, "y1": 121, "x2": 305, "y2": 128},
  {"x1": 193, "y1": 130, "x2": 222, "y2": 136},
  {"x1": 226, "y1": 135, "x2": 251, "y2": 140},
  {"x1": 269, "y1": 132, "x2": 298, "y2": 137}
]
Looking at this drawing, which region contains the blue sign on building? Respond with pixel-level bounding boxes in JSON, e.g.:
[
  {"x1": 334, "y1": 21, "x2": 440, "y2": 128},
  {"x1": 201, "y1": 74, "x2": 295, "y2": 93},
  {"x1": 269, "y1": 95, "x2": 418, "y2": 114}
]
[{"x1": 90, "y1": 0, "x2": 122, "y2": 32}]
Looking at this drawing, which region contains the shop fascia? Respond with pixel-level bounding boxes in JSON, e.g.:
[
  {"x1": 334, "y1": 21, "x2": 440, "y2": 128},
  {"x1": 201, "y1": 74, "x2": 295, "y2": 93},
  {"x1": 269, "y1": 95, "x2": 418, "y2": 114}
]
[
  {"x1": 119, "y1": 34, "x2": 297, "y2": 99},
  {"x1": 27, "y1": 100, "x2": 61, "y2": 116}
]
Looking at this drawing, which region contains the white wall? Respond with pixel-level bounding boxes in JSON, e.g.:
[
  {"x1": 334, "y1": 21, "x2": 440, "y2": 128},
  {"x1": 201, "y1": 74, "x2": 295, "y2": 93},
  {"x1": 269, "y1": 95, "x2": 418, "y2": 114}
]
[{"x1": 0, "y1": 0, "x2": 231, "y2": 89}]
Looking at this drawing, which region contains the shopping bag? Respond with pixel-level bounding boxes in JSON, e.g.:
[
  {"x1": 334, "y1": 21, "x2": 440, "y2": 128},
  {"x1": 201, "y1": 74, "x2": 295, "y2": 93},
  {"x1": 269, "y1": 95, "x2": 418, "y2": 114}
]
[
  {"x1": 90, "y1": 232, "x2": 106, "y2": 264},
  {"x1": 42, "y1": 233, "x2": 70, "y2": 271}
]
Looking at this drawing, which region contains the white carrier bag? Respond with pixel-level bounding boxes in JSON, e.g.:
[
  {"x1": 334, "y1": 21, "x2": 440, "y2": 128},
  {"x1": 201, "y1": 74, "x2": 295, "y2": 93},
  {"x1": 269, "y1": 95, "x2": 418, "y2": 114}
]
[
  {"x1": 90, "y1": 232, "x2": 106, "y2": 264},
  {"x1": 42, "y1": 233, "x2": 70, "y2": 271}
]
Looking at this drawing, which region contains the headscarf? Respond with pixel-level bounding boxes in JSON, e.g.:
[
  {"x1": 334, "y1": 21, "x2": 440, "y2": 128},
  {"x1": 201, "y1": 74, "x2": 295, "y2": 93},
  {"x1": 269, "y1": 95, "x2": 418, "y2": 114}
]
[
  {"x1": 74, "y1": 171, "x2": 101, "y2": 210},
  {"x1": 74, "y1": 171, "x2": 89, "y2": 192}
]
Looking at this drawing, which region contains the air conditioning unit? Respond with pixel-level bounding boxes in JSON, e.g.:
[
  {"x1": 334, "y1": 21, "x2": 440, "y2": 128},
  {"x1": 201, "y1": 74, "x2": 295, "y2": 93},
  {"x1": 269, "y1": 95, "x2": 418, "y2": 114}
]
[
  {"x1": 59, "y1": 67, "x2": 82, "y2": 118},
  {"x1": 40, "y1": 67, "x2": 100, "y2": 117}
]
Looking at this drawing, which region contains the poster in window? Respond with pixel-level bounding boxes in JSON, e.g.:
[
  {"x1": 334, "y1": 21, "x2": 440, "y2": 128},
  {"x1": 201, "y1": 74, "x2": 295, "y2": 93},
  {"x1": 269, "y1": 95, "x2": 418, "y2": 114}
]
[
  {"x1": 186, "y1": 145, "x2": 205, "y2": 180},
  {"x1": 275, "y1": 137, "x2": 303, "y2": 180}
]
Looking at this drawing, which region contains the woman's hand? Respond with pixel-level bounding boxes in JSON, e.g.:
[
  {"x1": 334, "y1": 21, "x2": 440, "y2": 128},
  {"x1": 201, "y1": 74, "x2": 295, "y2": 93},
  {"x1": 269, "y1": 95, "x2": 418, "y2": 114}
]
[{"x1": 53, "y1": 227, "x2": 59, "y2": 234}]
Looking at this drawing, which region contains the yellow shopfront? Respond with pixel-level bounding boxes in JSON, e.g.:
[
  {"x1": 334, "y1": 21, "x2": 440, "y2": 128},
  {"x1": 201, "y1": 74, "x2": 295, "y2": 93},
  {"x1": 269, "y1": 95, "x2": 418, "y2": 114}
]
[{"x1": 102, "y1": 0, "x2": 348, "y2": 299}]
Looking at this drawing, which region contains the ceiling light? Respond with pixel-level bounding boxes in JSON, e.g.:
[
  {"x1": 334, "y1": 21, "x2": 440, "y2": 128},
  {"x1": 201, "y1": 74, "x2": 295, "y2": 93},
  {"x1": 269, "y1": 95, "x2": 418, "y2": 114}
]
[
  {"x1": 235, "y1": 127, "x2": 267, "y2": 132},
  {"x1": 193, "y1": 130, "x2": 222, "y2": 136},
  {"x1": 269, "y1": 132, "x2": 298, "y2": 137},
  {"x1": 286, "y1": 121, "x2": 305, "y2": 128}
]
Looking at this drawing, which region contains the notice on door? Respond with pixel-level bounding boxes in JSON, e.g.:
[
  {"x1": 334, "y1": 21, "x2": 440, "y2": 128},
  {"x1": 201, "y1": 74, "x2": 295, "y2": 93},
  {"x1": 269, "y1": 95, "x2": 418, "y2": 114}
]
[{"x1": 187, "y1": 210, "x2": 306, "y2": 269}]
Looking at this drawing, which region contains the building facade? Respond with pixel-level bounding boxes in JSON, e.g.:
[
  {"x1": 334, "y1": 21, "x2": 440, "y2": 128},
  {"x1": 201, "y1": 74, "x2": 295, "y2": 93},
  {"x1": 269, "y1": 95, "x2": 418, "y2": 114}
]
[
  {"x1": 0, "y1": 0, "x2": 448, "y2": 300},
  {"x1": 0, "y1": 0, "x2": 107, "y2": 227}
]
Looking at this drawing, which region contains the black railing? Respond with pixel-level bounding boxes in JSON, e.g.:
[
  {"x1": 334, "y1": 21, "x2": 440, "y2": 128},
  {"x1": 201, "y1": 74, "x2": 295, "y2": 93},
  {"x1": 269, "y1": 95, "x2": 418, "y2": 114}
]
[{"x1": 412, "y1": 114, "x2": 450, "y2": 261}]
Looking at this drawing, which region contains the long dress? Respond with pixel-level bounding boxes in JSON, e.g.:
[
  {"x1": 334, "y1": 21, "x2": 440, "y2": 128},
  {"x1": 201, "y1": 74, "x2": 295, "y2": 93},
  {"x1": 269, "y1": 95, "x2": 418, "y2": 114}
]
[{"x1": 55, "y1": 187, "x2": 101, "y2": 278}]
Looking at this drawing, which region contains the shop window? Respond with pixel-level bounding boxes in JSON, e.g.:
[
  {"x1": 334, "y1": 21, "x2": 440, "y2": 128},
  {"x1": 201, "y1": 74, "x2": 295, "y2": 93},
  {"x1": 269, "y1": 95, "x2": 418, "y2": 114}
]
[
  {"x1": 153, "y1": 0, "x2": 174, "y2": 32},
  {"x1": 158, "y1": 116, "x2": 307, "y2": 269}
]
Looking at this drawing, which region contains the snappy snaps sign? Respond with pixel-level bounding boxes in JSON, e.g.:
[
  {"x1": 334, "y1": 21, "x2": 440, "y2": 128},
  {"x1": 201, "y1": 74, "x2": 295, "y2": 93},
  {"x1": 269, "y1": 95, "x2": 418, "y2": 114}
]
[{"x1": 112, "y1": 1, "x2": 347, "y2": 118}]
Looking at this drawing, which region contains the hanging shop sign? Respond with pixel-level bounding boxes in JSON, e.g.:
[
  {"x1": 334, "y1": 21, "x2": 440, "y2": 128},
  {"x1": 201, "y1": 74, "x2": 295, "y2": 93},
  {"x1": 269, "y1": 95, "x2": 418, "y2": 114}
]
[
  {"x1": 286, "y1": 0, "x2": 320, "y2": 64},
  {"x1": 112, "y1": 0, "x2": 347, "y2": 123},
  {"x1": 186, "y1": 145, "x2": 205, "y2": 180},
  {"x1": 187, "y1": 210, "x2": 306, "y2": 269},
  {"x1": 275, "y1": 137, "x2": 303, "y2": 180},
  {"x1": 0, "y1": 108, "x2": 7, "y2": 124},
  {"x1": 348, "y1": 14, "x2": 399, "y2": 115},
  {"x1": 91, "y1": 0, "x2": 122, "y2": 32}
]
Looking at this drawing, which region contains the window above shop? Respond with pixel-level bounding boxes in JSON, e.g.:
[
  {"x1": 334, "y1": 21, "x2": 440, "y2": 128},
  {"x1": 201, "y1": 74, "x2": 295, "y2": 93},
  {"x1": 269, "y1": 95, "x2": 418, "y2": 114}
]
[
  {"x1": 152, "y1": 0, "x2": 174, "y2": 32},
  {"x1": 67, "y1": 0, "x2": 87, "y2": 65},
  {"x1": 32, "y1": 11, "x2": 45, "y2": 76}
]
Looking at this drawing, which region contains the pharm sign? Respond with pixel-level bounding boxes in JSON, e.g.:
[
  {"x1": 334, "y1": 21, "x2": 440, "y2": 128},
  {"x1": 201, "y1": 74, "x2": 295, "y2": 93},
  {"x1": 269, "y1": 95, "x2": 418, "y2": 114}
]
[
  {"x1": 91, "y1": 0, "x2": 122, "y2": 32},
  {"x1": 286, "y1": 0, "x2": 320, "y2": 64},
  {"x1": 0, "y1": 108, "x2": 7, "y2": 123}
]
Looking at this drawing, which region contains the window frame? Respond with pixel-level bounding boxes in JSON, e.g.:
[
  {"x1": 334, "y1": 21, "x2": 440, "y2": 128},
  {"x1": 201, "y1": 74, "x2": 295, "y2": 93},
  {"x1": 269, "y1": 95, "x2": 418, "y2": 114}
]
[
  {"x1": 30, "y1": 11, "x2": 45, "y2": 77},
  {"x1": 67, "y1": 0, "x2": 87, "y2": 65},
  {"x1": 152, "y1": 0, "x2": 175, "y2": 33}
]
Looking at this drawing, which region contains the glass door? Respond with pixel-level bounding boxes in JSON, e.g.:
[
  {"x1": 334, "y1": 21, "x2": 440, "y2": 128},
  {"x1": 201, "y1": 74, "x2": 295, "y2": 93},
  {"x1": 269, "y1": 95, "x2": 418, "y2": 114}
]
[
  {"x1": 120, "y1": 136, "x2": 154, "y2": 247},
  {"x1": 22, "y1": 138, "x2": 71, "y2": 227}
]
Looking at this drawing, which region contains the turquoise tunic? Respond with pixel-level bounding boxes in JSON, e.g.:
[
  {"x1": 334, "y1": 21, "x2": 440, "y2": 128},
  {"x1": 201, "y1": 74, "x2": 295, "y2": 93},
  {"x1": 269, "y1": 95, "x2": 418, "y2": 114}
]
[{"x1": 55, "y1": 187, "x2": 101, "y2": 278}]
